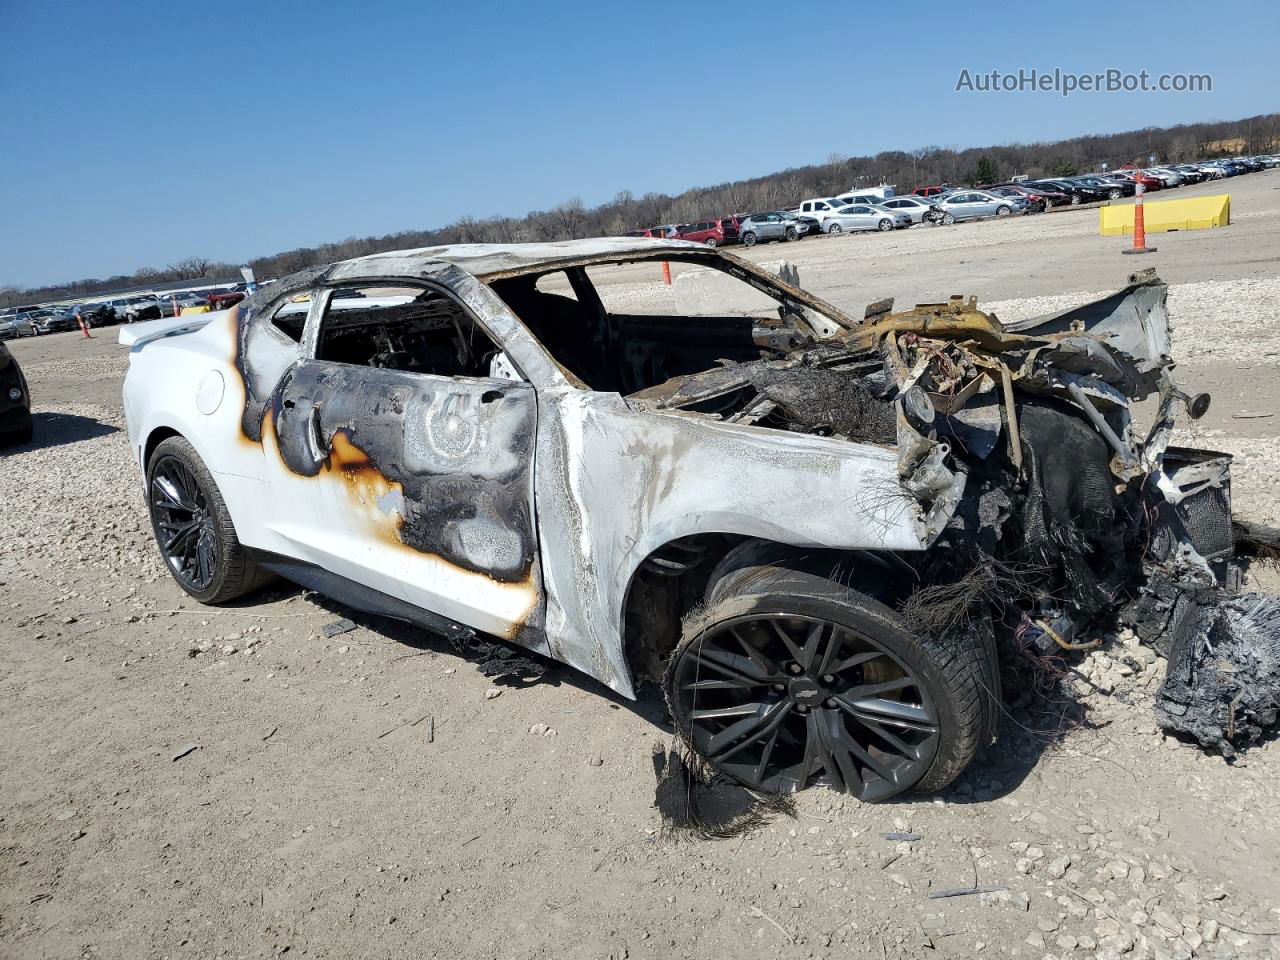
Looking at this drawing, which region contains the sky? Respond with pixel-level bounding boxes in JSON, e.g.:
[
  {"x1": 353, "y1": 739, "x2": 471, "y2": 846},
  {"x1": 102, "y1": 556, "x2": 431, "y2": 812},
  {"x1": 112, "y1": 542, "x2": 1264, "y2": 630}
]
[{"x1": 1, "y1": 0, "x2": 1275, "y2": 289}]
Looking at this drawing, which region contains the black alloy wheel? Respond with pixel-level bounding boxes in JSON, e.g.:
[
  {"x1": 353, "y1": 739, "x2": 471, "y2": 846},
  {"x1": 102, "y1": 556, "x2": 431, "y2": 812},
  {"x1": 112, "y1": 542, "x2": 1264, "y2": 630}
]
[
  {"x1": 669, "y1": 613, "x2": 941, "y2": 800},
  {"x1": 150, "y1": 455, "x2": 218, "y2": 593}
]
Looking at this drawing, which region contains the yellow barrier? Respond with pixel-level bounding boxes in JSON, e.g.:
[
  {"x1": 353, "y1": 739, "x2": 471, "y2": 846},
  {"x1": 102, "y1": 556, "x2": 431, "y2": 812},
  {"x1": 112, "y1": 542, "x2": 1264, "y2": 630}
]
[
  {"x1": 1100, "y1": 194, "x2": 1230, "y2": 236},
  {"x1": 178, "y1": 305, "x2": 212, "y2": 316}
]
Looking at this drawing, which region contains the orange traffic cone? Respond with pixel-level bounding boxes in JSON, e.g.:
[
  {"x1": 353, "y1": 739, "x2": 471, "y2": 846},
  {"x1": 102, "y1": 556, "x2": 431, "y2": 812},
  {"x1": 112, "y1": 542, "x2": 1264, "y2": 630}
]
[{"x1": 1122, "y1": 181, "x2": 1157, "y2": 255}]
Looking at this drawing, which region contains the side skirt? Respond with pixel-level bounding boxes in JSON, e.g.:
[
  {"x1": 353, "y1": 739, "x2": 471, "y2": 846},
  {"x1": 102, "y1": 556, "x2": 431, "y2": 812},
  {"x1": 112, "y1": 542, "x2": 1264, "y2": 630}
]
[{"x1": 250, "y1": 550, "x2": 474, "y2": 643}]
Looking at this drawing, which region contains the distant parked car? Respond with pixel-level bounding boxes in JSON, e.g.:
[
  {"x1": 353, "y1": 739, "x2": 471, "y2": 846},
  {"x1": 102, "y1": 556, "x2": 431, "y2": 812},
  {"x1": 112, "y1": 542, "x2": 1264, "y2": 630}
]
[
  {"x1": 675, "y1": 218, "x2": 740, "y2": 247},
  {"x1": 0, "y1": 314, "x2": 37, "y2": 340},
  {"x1": 207, "y1": 289, "x2": 248, "y2": 311},
  {"x1": 70, "y1": 302, "x2": 120, "y2": 327},
  {"x1": 739, "y1": 212, "x2": 803, "y2": 245},
  {"x1": 32, "y1": 309, "x2": 79, "y2": 334},
  {"x1": 1027, "y1": 179, "x2": 1107, "y2": 205},
  {"x1": 985, "y1": 185, "x2": 1053, "y2": 212},
  {"x1": 776, "y1": 211, "x2": 820, "y2": 237},
  {"x1": 823, "y1": 204, "x2": 912, "y2": 233},
  {"x1": 0, "y1": 341, "x2": 32, "y2": 445},
  {"x1": 874, "y1": 195, "x2": 936, "y2": 223},
  {"x1": 796, "y1": 197, "x2": 854, "y2": 227},
  {"x1": 912, "y1": 184, "x2": 950, "y2": 197},
  {"x1": 927, "y1": 191, "x2": 1019, "y2": 224}
]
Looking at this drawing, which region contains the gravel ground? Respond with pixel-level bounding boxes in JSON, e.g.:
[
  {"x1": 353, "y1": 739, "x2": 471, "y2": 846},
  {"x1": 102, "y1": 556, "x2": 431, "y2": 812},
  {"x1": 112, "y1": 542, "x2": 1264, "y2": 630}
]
[{"x1": 3, "y1": 180, "x2": 1280, "y2": 959}]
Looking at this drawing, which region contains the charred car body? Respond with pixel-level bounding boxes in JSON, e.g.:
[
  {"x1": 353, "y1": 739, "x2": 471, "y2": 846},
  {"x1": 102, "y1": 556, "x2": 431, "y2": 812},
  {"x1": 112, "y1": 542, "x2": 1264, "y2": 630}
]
[{"x1": 120, "y1": 238, "x2": 1271, "y2": 802}]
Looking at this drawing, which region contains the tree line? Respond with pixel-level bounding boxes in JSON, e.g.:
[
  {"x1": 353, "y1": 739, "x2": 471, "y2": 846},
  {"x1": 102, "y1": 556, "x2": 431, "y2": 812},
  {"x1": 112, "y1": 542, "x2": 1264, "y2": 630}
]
[{"x1": 5, "y1": 112, "x2": 1277, "y2": 308}]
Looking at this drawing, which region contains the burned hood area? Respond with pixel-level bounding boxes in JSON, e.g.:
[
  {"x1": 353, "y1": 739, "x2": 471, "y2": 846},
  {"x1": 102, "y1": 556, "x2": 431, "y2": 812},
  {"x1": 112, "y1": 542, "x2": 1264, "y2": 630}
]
[{"x1": 634, "y1": 267, "x2": 1280, "y2": 757}]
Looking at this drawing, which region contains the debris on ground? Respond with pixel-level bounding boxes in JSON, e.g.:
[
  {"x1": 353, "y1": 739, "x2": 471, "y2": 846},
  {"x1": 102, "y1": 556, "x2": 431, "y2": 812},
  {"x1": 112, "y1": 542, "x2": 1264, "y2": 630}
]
[
  {"x1": 321, "y1": 618, "x2": 356, "y2": 638},
  {"x1": 1154, "y1": 592, "x2": 1280, "y2": 754},
  {"x1": 652, "y1": 744, "x2": 795, "y2": 840},
  {"x1": 171, "y1": 743, "x2": 199, "y2": 762}
]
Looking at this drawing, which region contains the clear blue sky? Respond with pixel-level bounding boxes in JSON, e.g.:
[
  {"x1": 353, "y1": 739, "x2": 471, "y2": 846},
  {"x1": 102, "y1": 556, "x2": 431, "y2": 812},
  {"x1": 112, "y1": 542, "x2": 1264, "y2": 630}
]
[{"x1": 1, "y1": 0, "x2": 1274, "y2": 288}]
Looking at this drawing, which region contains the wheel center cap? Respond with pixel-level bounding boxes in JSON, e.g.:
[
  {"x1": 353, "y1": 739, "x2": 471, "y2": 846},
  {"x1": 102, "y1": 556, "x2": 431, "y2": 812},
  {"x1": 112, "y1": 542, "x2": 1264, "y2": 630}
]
[{"x1": 788, "y1": 678, "x2": 825, "y2": 704}]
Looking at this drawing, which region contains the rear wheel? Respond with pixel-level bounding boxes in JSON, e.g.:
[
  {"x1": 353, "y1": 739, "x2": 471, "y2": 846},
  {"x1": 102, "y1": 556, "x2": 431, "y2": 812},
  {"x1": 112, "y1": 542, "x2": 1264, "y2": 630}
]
[
  {"x1": 1069, "y1": 194, "x2": 1081, "y2": 205},
  {"x1": 146, "y1": 436, "x2": 272, "y2": 604},
  {"x1": 664, "y1": 551, "x2": 993, "y2": 800},
  {"x1": 703, "y1": 237, "x2": 717, "y2": 248},
  {"x1": 828, "y1": 223, "x2": 843, "y2": 234},
  {"x1": 996, "y1": 205, "x2": 1011, "y2": 217},
  {"x1": 1109, "y1": 188, "x2": 1121, "y2": 200},
  {"x1": 741, "y1": 231, "x2": 757, "y2": 247},
  {"x1": 877, "y1": 218, "x2": 893, "y2": 231}
]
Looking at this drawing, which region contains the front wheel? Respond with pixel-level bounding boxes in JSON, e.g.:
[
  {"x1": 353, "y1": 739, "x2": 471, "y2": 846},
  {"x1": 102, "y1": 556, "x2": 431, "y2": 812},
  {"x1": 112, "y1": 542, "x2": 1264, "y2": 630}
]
[
  {"x1": 996, "y1": 205, "x2": 1011, "y2": 217},
  {"x1": 784, "y1": 226, "x2": 798, "y2": 241},
  {"x1": 942, "y1": 213, "x2": 955, "y2": 225},
  {"x1": 827, "y1": 223, "x2": 843, "y2": 234},
  {"x1": 664, "y1": 551, "x2": 993, "y2": 800},
  {"x1": 1109, "y1": 188, "x2": 1122, "y2": 200},
  {"x1": 877, "y1": 218, "x2": 892, "y2": 232},
  {"x1": 1069, "y1": 194, "x2": 1081, "y2": 205},
  {"x1": 741, "y1": 232, "x2": 757, "y2": 247},
  {"x1": 146, "y1": 435, "x2": 272, "y2": 604},
  {"x1": 704, "y1": 237, "x2": 717, "y2": 248}
]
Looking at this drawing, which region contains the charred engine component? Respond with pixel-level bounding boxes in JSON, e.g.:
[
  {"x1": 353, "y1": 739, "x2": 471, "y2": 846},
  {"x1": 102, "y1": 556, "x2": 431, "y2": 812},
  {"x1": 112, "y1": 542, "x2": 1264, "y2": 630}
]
[{"x1": 1154, "y1": 593, "x2": 1280, "y2": 756}]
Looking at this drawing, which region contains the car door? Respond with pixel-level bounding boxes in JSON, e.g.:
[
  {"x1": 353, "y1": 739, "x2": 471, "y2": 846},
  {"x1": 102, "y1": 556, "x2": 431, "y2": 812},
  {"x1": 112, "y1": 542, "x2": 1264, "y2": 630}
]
[
  {"x1": 264, "y1": 280, "x2": 545, "y2": 643},
  {"x1": 763, "y1": 213, "x2": 787, "y2": 239}
]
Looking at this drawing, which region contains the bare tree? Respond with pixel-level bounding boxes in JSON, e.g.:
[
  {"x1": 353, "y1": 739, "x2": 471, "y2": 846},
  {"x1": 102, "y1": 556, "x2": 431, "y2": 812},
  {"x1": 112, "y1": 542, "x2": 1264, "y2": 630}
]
[
  {"x1": 170, "y1": 256, "x2": 212, "y2": 279},
  {"x1": 550, "y1": 197, "x2": 588, "y2": 239}
]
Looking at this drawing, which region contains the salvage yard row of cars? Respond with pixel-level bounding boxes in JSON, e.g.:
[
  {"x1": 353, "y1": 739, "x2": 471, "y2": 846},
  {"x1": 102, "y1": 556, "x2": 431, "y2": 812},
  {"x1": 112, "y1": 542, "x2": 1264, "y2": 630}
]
[
  {"x1": 0, "y1": 286, "x2": 253, "y2": 340},
  {"x1": 620, "y1": 154, "x2": 1280, "y2": 247}
]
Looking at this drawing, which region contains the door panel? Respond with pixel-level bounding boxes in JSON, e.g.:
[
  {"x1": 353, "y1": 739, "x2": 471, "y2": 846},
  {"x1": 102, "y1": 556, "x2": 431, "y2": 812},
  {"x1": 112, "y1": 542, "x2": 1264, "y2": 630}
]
[{"x1": 264, "y1": 358, "x2": 545, "y2": 646}]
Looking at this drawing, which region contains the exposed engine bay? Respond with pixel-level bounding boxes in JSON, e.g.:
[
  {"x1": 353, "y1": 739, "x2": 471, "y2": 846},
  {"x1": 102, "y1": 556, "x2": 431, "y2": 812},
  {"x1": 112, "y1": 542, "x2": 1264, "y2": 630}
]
[{"x1": 628, "y1": 267, "x2": 1279, "y2": 755}]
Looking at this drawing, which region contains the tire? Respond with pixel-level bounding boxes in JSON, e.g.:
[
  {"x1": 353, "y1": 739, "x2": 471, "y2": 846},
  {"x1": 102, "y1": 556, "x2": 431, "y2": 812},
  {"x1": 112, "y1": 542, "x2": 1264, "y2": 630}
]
[
  {"x1": 145, "y1": 435, "x2": 272, "y2": 604},
  {"x1": 704, "y1": 237, "x2": 717, "y2": 248},
  {"x1": 741, "y1": 231, "x2": 757, "y2": 247},
  {"x1": 784, "y1": 226, "x2": 798, "y2": 241},
  {"x1": 1069, "y1": 194, "x2": 1081, "y2": 205},
  {"x1": 942, "y1": 213, "x2": 955, "y2": 225},
  {"x1": 877, "y1": 218, "x2": 892, "y2": 232},
  {"x1": 664, "y1": 548, "x2": 993, "y2": 800},
  {"x1": 828, "y1": 223, "x2": 843, "y2": 234},
  {"x1": 1, "y1": 420, "x2": 33, "y2": 446},
  {"x1": 1109, "y1": 188, "x2": 1122, "y2": 200},
  {"x1": 996, "y1": 205, "x2": 1011, "y2": 217}
]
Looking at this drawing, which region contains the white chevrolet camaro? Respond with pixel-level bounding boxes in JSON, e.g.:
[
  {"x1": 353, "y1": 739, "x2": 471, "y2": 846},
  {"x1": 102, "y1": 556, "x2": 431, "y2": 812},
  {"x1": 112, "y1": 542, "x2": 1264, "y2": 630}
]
[{"x1": 121, "y1": 238, "x2": 1230, "y2": 800}]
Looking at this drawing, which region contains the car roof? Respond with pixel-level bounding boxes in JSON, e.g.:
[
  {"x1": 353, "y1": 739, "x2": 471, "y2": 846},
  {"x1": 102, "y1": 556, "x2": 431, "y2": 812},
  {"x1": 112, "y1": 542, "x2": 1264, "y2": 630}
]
[{"x1": 334, "y1": 237, "x2": 708, "y2": 280}]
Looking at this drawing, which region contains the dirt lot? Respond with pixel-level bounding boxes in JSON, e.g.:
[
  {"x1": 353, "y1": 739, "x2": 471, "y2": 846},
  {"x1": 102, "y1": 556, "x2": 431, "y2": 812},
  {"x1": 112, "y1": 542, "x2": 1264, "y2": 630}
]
[{"x1": 3, "y1": 171, "x2": 1280, "y2": 960}]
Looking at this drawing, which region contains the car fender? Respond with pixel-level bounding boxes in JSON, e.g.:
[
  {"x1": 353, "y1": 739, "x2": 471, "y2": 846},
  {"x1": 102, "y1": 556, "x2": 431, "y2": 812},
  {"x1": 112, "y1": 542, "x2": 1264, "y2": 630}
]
[{"x1": 533, "y1": 388, "x2": 938, "y2": 698}]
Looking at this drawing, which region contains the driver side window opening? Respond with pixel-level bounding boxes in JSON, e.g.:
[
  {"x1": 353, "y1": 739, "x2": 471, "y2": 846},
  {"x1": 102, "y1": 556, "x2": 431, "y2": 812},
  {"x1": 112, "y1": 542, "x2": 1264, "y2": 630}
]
[{"x1": 313, "y1": 283, "x2": 503, "y2": 379}]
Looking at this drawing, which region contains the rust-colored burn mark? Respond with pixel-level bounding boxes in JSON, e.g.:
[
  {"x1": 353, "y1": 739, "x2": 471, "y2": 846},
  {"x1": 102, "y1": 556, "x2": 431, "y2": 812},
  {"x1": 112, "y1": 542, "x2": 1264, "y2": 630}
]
[{"x1": 321, "y1": 430, "x2": 407, "y2": 540}]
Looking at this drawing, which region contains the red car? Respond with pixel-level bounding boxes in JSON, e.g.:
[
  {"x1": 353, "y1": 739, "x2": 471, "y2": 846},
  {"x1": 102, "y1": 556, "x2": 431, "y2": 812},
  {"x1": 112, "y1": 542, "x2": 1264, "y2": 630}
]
[
  {"x1": 674, "y1": 218, "x2": 740, "y2": 247},
  {"x1": 912, "y1": 184, "x2": 949, "y2": 197},
  {"x1": 1113, "y1": 169, "x2": 1163, "y2": 191}
]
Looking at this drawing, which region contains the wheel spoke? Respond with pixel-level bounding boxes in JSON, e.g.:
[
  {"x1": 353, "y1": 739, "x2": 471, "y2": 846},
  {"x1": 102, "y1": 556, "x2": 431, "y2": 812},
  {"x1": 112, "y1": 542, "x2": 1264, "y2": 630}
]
[
  {"x1": 688, "y1": 644, "x2": 774, "y2": 689},
  {"x1": 844, "y1": 676, "x2": 915, "y2": 701},
  {"x1": 726, "y1": 625, "x2": 784, "y2": 678},
  {"x1": 828, "y1": 649, "x2": 885, "y2": 675},
  {"x1": 839, "y1": 692, "x2": 937, "y2": 730},
  {"x1": 767, "y1": 620, "x2": 808, "y2": 667},
  {"x1": 704, "y1": 700, "x2": 792, "y2": 763},
  {"x1": 152, "y1": 476, "x2": 191, "y2": 512}
]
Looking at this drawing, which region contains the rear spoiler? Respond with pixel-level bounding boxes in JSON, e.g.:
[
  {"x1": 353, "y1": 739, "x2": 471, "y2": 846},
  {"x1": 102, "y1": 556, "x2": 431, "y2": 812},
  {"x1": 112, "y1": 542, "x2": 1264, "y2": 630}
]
[{"x1": 118, "y1": 310, "x2": 224, "y2": 349}]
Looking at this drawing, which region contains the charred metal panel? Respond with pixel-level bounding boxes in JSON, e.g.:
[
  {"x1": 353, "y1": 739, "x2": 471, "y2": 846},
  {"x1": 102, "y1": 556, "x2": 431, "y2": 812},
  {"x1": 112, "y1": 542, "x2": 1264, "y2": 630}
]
[
  {"x1": 532, "y1": 386, "x2": 939, "y2": 697},
  {"x1": 273, "y1": 361, "x2": 540, "y2": 585}
]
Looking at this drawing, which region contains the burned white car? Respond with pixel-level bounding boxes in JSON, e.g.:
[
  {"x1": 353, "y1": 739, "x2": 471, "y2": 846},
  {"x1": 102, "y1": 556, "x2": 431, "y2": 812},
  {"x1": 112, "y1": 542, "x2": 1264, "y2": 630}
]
[{"x1": 121, "y1": 238, "x2": 1268, "y2": 802}]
